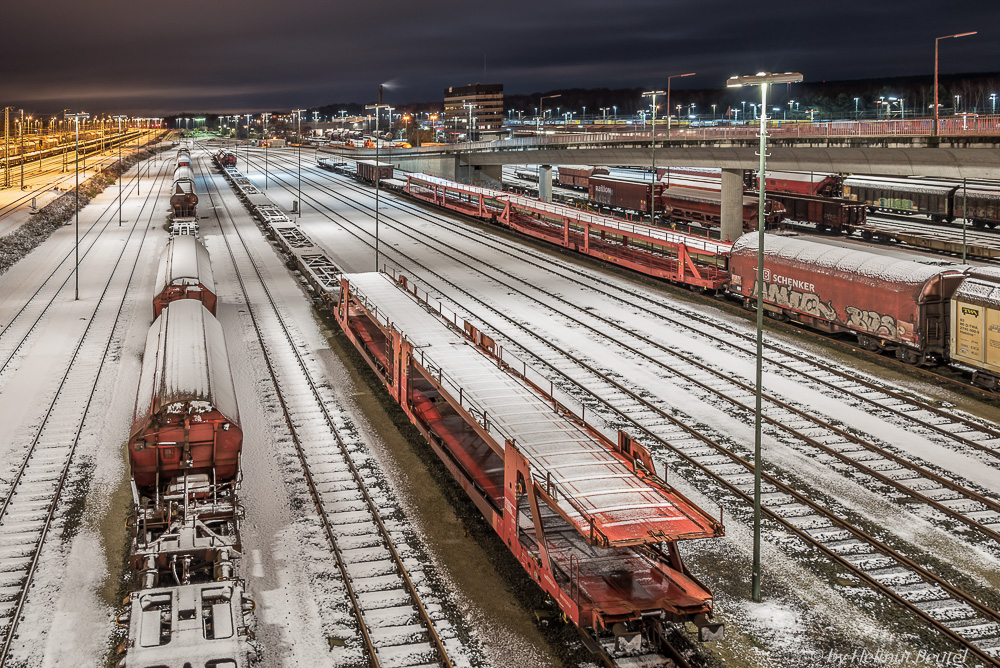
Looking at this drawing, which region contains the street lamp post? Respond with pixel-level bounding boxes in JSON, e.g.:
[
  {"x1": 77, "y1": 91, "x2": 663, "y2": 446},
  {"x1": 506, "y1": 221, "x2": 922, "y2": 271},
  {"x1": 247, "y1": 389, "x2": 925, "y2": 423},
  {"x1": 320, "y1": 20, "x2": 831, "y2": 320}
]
[
  {"x1": 854, "y1": 97, "x2": 860, "y2": 119},
  {"x1": 935, "y1": 31, "x2": 976, "y2": 135},
  {"x1": 538, "y1": 94, "x2": 561, "y2": 136},
  {"x1": 293, "y1": 109, "x2": 306, "y2": 216},
  {"x1": 992, "y1": 94, "x2": 998, "y2": 115},
  {"x1": 727, "y1": 71, "x2": 803, "y2": 604},
  {"x1": 113, "y1": 115, "x2": 127, "y2": 226},
  {"x1": 366, "y1": 87, "x2": 391, "y2": 272},
  {"x1": 135, "y1": 118, "x2": 141, "y2": 195},
  {"x1": 463, "y1": 102, "x2": 477, "y2": 183},
  {"x1": 666, "y1": 72, "x2": 696, "y2": 138},
  {"x1": 642, "y1": 90, "x2": 665, "y2": 188},
  {"x1": 18, "y1": 110, "x2": 25, "y2": 190},
  {"x1": 66, "y1": 112, "x2": 90, "y2": 301}
]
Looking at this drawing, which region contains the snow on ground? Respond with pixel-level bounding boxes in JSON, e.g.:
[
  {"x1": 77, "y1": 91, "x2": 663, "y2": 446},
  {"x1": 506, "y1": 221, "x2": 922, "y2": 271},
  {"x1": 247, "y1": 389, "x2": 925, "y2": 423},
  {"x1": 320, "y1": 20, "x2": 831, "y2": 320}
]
[
  {"x1": 240, "y1": 155, "x2": 1000, "y2": 661},
  {"x1": 201, "y1": 157, "x2": 495, "y2": 666},
  {"x1": 0, "y1": 153, "x2": 173, "y2": 666}
]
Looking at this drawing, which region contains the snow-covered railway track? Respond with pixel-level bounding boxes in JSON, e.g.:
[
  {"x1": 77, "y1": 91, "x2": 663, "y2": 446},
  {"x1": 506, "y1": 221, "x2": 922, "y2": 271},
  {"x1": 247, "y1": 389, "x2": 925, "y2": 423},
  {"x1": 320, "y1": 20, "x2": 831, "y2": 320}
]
[
  {"x1": 378, "y1": 275, "x2": 1000, "y2": 664},
  {"x1": 200, "y1": 154, "x2": 463, "y2": 668},
  {"x1": 0, "y1": 162, "x2": 149, "y2": 388},
  {"x1": 0, "y1": 158, "x2": 169, "y2": 663},
  {"x1": 251, "y1": 153, "x2": 1000, "y2": 550},
  {"x1": 239, "y1": 154, "x2": 1000, "y2": 663}
]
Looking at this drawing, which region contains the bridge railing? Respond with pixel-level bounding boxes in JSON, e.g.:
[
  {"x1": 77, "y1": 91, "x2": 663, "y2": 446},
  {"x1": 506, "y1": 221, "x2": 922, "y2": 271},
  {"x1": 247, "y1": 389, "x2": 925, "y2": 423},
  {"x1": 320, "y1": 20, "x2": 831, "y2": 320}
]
[{"x1": 392, "y1": 115, "x2": 1000, "y2": 155}]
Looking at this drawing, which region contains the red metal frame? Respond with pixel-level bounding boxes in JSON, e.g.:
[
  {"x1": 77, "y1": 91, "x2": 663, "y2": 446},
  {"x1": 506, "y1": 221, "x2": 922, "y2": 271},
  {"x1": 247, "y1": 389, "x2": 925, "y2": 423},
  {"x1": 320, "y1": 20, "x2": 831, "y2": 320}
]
[
  {"x1": 405, "y1": 175, "x2": 731, "y2": 291},
  {"x1": 336, "y1": 274, "x2": 724, "y2": 634},
  {"x1": 152, "y1": 284, "x2": 217, "y2": 319}
]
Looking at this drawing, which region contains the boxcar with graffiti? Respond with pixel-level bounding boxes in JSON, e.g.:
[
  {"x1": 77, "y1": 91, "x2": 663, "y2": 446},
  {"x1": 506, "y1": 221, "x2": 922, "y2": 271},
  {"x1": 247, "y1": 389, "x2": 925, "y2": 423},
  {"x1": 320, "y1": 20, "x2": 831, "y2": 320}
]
[{"x1": 727, "y1": 234, "x2": 966, "y2": 364}]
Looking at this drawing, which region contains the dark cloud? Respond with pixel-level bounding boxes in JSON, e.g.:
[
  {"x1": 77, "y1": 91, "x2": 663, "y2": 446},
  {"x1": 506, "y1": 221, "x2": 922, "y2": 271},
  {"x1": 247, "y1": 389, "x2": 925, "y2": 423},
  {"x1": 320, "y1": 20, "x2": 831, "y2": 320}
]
[{"x1": 3, "y1": 0, "x2": 996, "y2": 114}]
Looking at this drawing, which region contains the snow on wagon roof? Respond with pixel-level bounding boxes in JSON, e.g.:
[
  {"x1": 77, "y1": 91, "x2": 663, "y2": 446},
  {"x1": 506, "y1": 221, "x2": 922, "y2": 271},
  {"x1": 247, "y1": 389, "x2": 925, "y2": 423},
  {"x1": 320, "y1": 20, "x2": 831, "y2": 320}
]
[
  {"x1": 344, "y1": 272, "x2": 719, "y2": 546},
  {"x1": 155, "y1": 235, "x2": 216, "y2": 293},
  {"x1": 733, "y1": 234, "x2": 959, "y2": 286},
  {"x1": 131, "y1": 300, "x2": 239, "y2": 433}
]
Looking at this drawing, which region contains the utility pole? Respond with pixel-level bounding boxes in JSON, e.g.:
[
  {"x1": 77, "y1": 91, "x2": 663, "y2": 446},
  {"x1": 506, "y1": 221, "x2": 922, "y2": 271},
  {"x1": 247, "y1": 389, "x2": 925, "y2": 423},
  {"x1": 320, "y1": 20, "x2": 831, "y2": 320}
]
[
  {"x1": 136, "y1": 118, "x2": 141, "y2": 195},
  {"x1": 727, "y1": 71, "x2": 803, "y2": 604},
  {"x1": 463, "y1": 102, "x2": 476, "y2": 183},
  {"x1": 19, "y1": 110, "x2": 25, "y2": 190},
  {"x1": 114, "y1": 115, "x2": 127, "y2": 226},
  {"x1": 3, "y1": 107, "x2": 11, "y2": 188},
  {"x1": 293, "y1": 109, "x2": 306, "y2": 216},
  {"x1": 66, "y1": 112, "x2": 90, "y2": 301},
  {"x1": 666, "y1": 72, "x2": 696, "y2": 138},
  {"x1": 366, "y1": 87, "x2": 390, "y2": 272},
  {"x1": 642, "y1": 90, "x2": 665, "y2": 188}
]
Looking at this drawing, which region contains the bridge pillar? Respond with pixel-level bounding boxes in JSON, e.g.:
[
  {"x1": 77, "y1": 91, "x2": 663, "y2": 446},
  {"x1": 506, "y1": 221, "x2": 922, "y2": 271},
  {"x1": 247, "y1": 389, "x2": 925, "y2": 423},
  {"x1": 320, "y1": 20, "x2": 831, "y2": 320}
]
[
  {"x1": 538, "y1": 165, "x2": 553, "y2": 202},
  {"x1": 475, "y1": 164, "x2": 503, "y2": 188},
  {"x1": 720, "y1": 168, "x2": 745, "y2": 242}
]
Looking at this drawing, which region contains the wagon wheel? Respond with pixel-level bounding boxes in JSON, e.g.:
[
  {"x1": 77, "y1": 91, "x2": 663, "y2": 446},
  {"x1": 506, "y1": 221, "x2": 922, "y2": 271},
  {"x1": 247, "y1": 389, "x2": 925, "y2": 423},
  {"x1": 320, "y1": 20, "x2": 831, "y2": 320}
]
[{"x1": 857, "y1": 335, "x2": 881, "y2": 352}]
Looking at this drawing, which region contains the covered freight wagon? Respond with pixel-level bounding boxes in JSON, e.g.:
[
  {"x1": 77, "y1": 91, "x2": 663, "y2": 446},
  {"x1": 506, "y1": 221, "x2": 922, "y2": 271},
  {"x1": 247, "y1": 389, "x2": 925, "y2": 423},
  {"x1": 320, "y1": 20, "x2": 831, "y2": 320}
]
[
  {"x1": 556, "y1": 165, "x2": 609, "y2": 189},
  {"x1": 356, "y1": 160, "x2": 394, "y2": 184},
  {"x1": 729, "y1": 234, "x2": 965, "y2": 362},
  {"x1": 757, "y1": 170, "x2": 840, "y2": 197},
  {"x1": 768, "y1": 192, "x2": 867, "y2": 233},
  {"x1": 216, "y1": 150, "x2": 237, "y2": 168},
  {"x1": 588, "y1": 175, "x2": 663, "y2": 215},
  {"x1": 170, "y1": 177, "x2": 198, "y2": 217},
  {"x1": 129, "y1": 300, "x2": 241, "y2": 491},
  {"x1": 152, "y1": 235, "x2": 217, "y2": 318},
  {"x1": 661, "y1": 186, "x2": 784, "y2": 232},
  {"x1": 950, "y1": 267, "x2": 1000, "y2": 388},
  {"x1": 842, "y1": 176, "x2": 955, "y2": 221},
  {"x1": 177, "y1": 149, "x2": 192, "y2": 168},
  {"x1": 951, "y1": 183, "x2": 1000, "y2": 228}
]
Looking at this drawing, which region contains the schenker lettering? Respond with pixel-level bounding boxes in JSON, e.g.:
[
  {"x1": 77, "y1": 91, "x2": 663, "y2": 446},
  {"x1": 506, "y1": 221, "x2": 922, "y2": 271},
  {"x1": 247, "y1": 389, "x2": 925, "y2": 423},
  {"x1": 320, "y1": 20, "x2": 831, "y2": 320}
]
[
  {"x1": 768, "y1": 273, "x2": 816, "y2": 293},
  {"x1": 752, "y1": 279, "x2": 836, "y2": 321}
]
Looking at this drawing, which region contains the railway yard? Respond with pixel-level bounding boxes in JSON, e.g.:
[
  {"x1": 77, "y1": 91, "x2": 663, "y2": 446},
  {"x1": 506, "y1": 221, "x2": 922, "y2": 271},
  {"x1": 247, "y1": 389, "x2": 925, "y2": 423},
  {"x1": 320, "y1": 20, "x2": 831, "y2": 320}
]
[{"x1": 3, "y1": 137, "x2": 1000, "y2": 668}]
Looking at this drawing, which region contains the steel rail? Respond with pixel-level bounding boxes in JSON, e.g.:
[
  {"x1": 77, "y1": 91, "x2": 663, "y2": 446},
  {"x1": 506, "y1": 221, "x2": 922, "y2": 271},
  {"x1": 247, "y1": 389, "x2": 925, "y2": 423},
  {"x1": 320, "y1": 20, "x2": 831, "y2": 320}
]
[
  {"x1": 200, "y1": 150, "x2": 455, "y2": 668},
  {"x1": 0, "y1": 158, "x2": 151, "y2": 383},
  {"x1": 307, "y1": 150, "x2": 1000, "y2": 451},
  {"x1": 0, "y1": 156, "x2": 169, "y2": 663},
  {"x1": 237, "y1": 151, "x2": 1000, "y2": 663},
  {"x1": 223, "y1": 144, "x2": 696, "y2": 668},
  {"x1": 245, "y1": 151, "x2": 1000, "y2": 545}
]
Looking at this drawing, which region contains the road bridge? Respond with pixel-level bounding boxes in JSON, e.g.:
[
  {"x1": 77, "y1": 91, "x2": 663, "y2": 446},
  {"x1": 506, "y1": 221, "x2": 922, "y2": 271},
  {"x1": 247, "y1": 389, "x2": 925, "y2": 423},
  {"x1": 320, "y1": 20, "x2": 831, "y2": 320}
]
[{"x1": 343, "y1": 122, "x2": 1000, "y2": 240}]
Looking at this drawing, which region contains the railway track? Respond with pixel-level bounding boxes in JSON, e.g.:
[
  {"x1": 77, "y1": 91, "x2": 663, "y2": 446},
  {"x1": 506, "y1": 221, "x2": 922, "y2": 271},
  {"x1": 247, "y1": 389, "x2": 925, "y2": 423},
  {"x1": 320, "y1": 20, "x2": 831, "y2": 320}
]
[
  {"x1": 0, "y1": 160, "x2": 150, "y2": 387},
  {"x1": 240, "y1": 151, "x2": 1000, "y2": 663},
  {"x1": 200, "y1": 152, "x2": 468, "y2": 667},
  {"x1": 251, "y1": 154, "x2": 1000, "y2": 536},
  {"x1": 0, "y1": 157, "x2": 170, "y2": 663},
  {"x1": 0, "y1": 134, "x2": 160, "y2": 240}
]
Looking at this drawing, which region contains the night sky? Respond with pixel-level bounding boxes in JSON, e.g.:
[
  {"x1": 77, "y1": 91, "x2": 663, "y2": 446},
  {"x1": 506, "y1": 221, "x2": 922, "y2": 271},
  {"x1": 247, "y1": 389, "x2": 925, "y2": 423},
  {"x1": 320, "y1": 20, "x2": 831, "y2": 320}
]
[{"x1": 5, "y1": 0, "x2": 996, "y2": 115}]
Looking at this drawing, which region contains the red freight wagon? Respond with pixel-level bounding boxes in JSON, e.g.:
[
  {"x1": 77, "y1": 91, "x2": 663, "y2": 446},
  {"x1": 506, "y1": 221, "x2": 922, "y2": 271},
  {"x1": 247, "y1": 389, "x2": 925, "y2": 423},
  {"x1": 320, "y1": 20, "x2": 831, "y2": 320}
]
[
  {"x1": 768, "y1": 192, "x2": 867, "y2": 233},
  {"x1": 556, "y1": 165, "x2": 609, "y2": 189},
  {"x1": 728, "y1": 234, "x2": 965, "y2": 362},
  {"x1": 129, "y1": 300, "x2": 242, "y2": 491},
  {"x1": 661, "y1": 186, "x2": 785, "y2": 232},
  {"x1": 757, "y1": 170, "x2": 840, "y2": 197},
  {"x1": 170, "y1": 178, "x2": 198, "y2": 218},
  {"x1": 177, "y1": 149, "x2": 192, "y2": 168},
  {"x1": 215, "y1": 150, "x2": 237, "y2": 168},
  {"x1": 153, "y1": 235, "x2": 218, "y2": 318},
  {"x1": 356, "y1": 160, "x2": 394, "y2": 184},
  {"x1": 588, "y1": 176, "x2": 664, "y2": 215}
]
